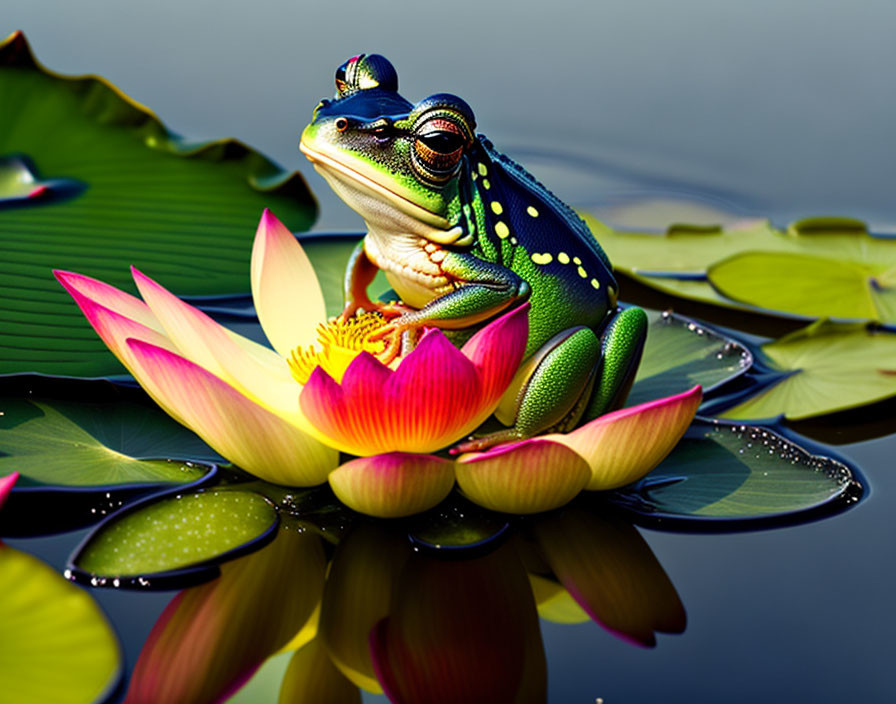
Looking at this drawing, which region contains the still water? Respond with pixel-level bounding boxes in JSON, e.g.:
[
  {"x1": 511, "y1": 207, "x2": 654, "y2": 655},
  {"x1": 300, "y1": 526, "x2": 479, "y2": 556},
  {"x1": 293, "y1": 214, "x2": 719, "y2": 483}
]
[{"x1": 4, "y1": 0, "x2": 896, "y2": 701}]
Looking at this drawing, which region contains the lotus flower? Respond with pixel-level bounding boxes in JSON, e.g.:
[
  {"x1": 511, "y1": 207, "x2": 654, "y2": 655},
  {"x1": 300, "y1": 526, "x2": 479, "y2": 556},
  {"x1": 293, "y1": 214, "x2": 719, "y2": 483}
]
[{"x1": 56, "y1": 209, "x2": 701, "y2": 518}]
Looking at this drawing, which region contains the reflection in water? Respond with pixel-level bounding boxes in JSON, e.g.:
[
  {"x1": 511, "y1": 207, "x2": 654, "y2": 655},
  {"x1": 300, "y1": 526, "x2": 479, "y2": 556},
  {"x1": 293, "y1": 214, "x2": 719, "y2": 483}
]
[{"x1": 125, "y1": 507, "x2": 684, "y2": 702}]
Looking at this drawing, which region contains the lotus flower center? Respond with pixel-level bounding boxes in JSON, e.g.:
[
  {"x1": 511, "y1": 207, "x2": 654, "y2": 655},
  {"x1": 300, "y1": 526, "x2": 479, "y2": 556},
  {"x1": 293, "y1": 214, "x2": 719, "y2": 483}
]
[{"x1": 288, "y1": 312, "x2": 388, "y2": 384}]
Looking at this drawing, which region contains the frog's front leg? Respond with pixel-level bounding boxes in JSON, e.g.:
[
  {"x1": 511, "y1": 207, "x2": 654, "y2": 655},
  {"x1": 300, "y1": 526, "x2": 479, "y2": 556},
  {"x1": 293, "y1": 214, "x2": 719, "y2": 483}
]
[
  {"x1": 371, "y1": 251, "x2": 531, "y2": 362},
  {"x1": 453, "y1": 306, "x2": 647, "y2": 453},
  {"x1": 341, "y1": 239, "x2": 412, "y2": 320}
]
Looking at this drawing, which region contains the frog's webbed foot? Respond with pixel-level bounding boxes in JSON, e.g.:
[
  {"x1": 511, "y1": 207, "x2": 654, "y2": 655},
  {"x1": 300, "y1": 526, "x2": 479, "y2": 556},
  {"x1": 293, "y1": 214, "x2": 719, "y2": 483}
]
[
  {"x1": 341, "y1": 298, "x2": 412, "y2": 322},
  {"x1": 368, "y1": 316, "x2": 422, "y2": 364}
]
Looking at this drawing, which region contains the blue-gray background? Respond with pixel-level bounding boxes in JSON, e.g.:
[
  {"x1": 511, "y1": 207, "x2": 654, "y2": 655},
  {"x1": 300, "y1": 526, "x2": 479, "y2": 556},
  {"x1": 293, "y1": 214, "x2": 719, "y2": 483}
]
[{"x1": 5, "y1": 1, "x2": 896, "y2": 702}]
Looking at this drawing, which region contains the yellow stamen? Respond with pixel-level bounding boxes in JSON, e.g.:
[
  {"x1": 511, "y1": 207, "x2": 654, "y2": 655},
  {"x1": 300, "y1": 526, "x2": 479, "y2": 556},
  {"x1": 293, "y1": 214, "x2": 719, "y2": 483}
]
[{"x1": 288, "y1": 312, "x2": 388, "y2": 384}]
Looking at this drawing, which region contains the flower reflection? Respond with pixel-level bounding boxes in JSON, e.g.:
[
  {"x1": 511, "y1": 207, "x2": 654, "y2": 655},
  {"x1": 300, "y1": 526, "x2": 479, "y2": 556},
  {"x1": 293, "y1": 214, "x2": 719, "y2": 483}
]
[{"x1": 126, "y1": 506, "x2": 685, "y2": 703}]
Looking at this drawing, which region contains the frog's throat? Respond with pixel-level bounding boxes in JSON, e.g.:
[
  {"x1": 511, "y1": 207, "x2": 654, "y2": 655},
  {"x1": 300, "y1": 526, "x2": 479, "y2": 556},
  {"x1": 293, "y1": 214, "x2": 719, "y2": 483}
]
[{"x1": 301, "y1": 139, "x2": 464, "y2": 246}]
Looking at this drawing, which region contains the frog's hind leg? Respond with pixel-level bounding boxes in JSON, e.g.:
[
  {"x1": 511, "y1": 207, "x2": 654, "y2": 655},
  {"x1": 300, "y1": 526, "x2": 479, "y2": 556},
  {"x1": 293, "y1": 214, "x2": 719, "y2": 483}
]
[
  {"x1": 580, "y1": 306, "x2": 648, "y2": 422},
  {"x1": 453, "y1": 326, "x2": 601, "y2": 453}
]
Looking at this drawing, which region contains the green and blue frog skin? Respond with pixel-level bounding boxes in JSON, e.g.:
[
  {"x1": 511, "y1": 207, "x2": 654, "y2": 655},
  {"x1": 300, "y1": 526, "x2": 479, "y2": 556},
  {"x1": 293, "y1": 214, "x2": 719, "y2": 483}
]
[{"x1": 300, "y1": 54, "x2": 647, "y2": 451}]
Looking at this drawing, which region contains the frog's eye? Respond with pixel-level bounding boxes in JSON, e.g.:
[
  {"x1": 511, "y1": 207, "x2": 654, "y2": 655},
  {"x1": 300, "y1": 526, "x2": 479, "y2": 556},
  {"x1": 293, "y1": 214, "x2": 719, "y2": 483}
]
[{"x1": 412, "y1": 119, "x2": 468, "y2": 181}]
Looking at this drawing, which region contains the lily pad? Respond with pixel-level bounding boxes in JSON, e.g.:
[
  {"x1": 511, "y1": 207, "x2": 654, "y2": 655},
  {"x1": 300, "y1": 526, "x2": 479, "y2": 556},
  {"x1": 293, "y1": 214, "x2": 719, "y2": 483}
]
[
  {"x1": 609, "y1": 418, "x2": 862, "y2": 528},
  {"x1": 0, "y1": 31, "x2": 316, "y2": 377},
  {"x1": 0, "y1": 395, "x2": 219, "y2": 536},
  {"x1": 585, "y1": 213, "x2": 896, "y2": 324},
  {"x1": 717, "y1": 320, "x2": 896, "y2": 420},
  {"x1": 0, "y1": 544, "x2": 122, "y2": 704},
  {"x1": 406, "y1": 494, "x2": 511, "y2": 554},
  {"x1": 628, "y1": 309, "x2": 752, "y2": 407},
  {"x1": 69, "y1": 489, "x2": 278, "y2": 588}
]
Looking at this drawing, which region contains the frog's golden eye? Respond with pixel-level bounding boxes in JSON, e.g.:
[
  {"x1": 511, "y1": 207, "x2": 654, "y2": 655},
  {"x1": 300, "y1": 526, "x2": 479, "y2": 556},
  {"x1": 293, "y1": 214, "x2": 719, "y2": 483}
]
[
  {"x1": 335, "y1": 117, "x2": 349, "y2": 132},
  {"x1": 412, "y1": 119, "x2": 467, "y2": 181}
]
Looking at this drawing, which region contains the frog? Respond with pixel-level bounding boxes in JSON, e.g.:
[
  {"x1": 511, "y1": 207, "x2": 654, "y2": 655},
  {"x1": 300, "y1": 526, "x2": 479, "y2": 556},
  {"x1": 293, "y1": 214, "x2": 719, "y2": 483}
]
[{"x1": 300, "y1": 54, "x2": 647, "y2": 451}]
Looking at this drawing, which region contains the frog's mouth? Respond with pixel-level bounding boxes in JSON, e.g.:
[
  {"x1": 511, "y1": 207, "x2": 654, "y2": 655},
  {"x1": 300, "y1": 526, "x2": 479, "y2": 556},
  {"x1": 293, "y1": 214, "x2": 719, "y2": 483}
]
[{"x1": 300, "y1": 138, "x2": 451, "y2": 230}]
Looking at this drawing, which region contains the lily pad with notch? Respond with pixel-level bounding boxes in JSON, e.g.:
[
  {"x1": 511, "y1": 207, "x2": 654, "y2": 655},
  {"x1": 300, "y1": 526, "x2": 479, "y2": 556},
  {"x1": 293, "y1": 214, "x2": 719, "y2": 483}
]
[
  {"x1": 0, "y1": 396, "x2": 220, "y2": 536},
  {"x1": 68, "y1": 488, "x2": 279, "y2": 590},
  {"x1": 607, "y1": 418, "x2": 863, "y2": 530},
  {"x1": 585, "y1": 213, "x2": 896, "y2": 325},
  {"x1": 0, "y1": 31, "x2": 317, "y2": 377},
  {"x1": 709, "y1": 320, "x2": 896, "y2": 421}
]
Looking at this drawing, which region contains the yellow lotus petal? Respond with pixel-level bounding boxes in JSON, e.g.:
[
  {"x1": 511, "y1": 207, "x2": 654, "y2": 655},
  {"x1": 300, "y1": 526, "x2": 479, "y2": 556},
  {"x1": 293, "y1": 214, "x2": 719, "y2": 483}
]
[
  {"x1": 251, "y1": 209, "x2": 326, "y2": 357},
  {"x1": 132, "y1": 267, "x2": 302, "y2": 423},
  {"x1": 455, "y1": 439, "x2": 590, "y2": 514},
  {"x1": 528, "y1": 574, "x2": 590, "y2": 624},
  {"x1": 328, "y1": 453, "x2": 456, "y2": 518},
  {"x1": 125, "y1": 338, "x2": 337, "y2": 486},
  {"x1": 278, "y1": 638, "x2": 361, "y2": 704},
  {"x1": 548, "y1": 385, "x2": 702, "y2": 491}
]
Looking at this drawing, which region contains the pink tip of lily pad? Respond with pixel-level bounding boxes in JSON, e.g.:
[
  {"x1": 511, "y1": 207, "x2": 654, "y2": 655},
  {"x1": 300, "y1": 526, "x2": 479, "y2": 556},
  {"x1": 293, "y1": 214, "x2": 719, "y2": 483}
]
[
  {"x1": 328, "y1": 453, "x2": 456, "y2": 518},
  {"x1": 0, "y1": 472, "x2": 19, "y2": 511}
]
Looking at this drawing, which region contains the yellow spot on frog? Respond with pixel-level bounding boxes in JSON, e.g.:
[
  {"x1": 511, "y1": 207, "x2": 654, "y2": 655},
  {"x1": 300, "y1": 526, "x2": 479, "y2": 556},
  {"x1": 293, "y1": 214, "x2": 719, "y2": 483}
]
[
  {"x1": 490, "y1": 201, "x2": 503, "y2": 215},
  {"x1": 495, "y1": 221, "x2": 510, "y2": 239},
  {"x1": 531, "y1": 252, "x2": 553, "y2": 265},
  {"x1": 482, "y1": 178, "x2": 491, "y2": 190},
  {"x1": 527, "y1": 206, "x2": 539, "y2": 217},
  {"x1": 590, "y1": 278, "x2": 601, "y2": 290},
  {"x1": 577, "y1": 266, "x2": 587, "y2": 278},
  {"x1": 557, "y1": 252, "x2": 570, "y2": 264},
  {"x1": 573, "y1": 256, "x2": 582, "y2": 265},
  {"x1": 288, "y1": 312, "x2": 387, "y2": 384},
  {"x1": 477, "y1": 162, "x2": 488, "y2": 176}
]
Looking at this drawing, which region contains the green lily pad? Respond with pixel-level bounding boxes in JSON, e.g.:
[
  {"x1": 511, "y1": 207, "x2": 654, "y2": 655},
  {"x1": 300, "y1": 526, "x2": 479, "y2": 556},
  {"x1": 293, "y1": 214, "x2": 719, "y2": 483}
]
[
  {"x1": 406, "y1": 494, "x2": 511, "y2": 553},
  {"x1": 70, "y1": 489, "x2": 278, "y2": 586},
  {"x1": 719, "y1": 320, "x2": 896, "y2": 420},
  {"x1": 708, "y1": 251, "x2": 896, "y2": 321},
  {"x1": 584, "y1": 213, "x2": 896, "y2": 323},
  {"x1": 0, "y1": 31, "x2": 316, "y2": 377},
  {"x1": 610, "y1": 418, "x2": 862, "y2": 526},
  {"x1": 0, "y1": 544, "x2": 122, "y2": 703},
  {"x1": 0, "y1": 397, "x2": 218, "y2": 488},
  {"x1": 628, "y1": 309, "x2": 752, "y2": 407}
]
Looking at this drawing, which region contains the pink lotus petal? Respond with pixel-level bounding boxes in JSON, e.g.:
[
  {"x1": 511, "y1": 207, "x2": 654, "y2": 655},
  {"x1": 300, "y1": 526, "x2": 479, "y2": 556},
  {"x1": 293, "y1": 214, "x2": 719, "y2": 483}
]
[
  {"x1": 328, "y1": 453, "x2": 455, "y2": 518},
  {"x1": 301, "y1": 332, "x2": 489, "y2": 455},
  {"x1": 131, "y1": 267, "x2": 300, "y2": 423},
  {"x1": 455, "y1": 439, "x2": 590, "y2": 514},
  {"x1": 381, "y1": 331, "x2": 481, "y2": 448},
  {"x1": 460, "y1": 303, "x2": 530, "y2": 407},
  {"x1": 0, "y1": 472, "x2": 18, "y2": 512},
  {"x1": 547, "y1": 385, "x2": 702, "y2": 491},
  {"x1": 126, "y1": 339, "x2": 337, "y2": 486},
  {"x1": 54, "y1": 270, "x2": 163, "y2": 333},
  {"x1": 61, "y1": 296, "x2": 188, "y2": 424},
  {"x1": 250, "y1": 209, "x2": 326, "y2": 357}
]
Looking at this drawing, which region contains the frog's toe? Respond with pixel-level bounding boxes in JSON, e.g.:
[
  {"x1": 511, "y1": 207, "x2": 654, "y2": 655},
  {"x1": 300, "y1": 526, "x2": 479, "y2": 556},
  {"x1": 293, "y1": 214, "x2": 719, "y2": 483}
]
[{"x1": 450, "y1": 429, "x2": 526, "y2": 455}]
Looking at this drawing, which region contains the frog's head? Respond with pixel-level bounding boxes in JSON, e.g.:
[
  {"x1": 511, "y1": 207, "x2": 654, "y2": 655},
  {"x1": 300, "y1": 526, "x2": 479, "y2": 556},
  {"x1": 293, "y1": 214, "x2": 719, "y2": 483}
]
[{"x1": 300, "y1": 54, "x2": 476, "y2": 240}]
